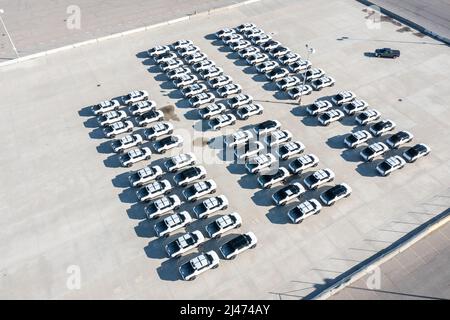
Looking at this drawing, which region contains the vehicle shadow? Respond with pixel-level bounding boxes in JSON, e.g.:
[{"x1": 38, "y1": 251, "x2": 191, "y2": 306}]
[
  {"x1": 126, "y1": 202, "x2": 147, "y2": 220},
  {"x1": 118, "y1": 187, "x2": 139, "y2": 204},
  {"x1": 237, "y1": 173, "x2": 260, "y2": 190},
  {"x1": 103, "y1": 154, "x2": 123, "y2": 168},
  {"x1": 301, "y1": 115, "x2": 320, "y2": 127},
  {"x1": 341, "y1": 148, "x2": 363, "y2": 163},
  {"x1": 96, "y1": 140, "x2": 114, "y2": 154},
  {"x1": 134, "y1": 218, "x2": 157, "y2": 238},
  {"x1": 355, "y1": 160, "x2": 379, "y2": 177},
  {"x1": 364, "y1": 52, "x2": 376, "y2": 58},
  {"x1": 112, "y1": 171, "x2": 131, "y2": 188},
  {"x1": 144, "y1": 237, "x2": 167, "y2": 259},
  {"x1": 326, "y1": 134, "x2": 347, "y2": 149},
  {"x1": 156, "y1": 257, "x2": 182, "y2": 281},
  {"x1": 83, "y1": 117, "x2": 99, "y2": 129},
  {"x1": 265, "y1": 204, "x2": 293, "y2": 224}
]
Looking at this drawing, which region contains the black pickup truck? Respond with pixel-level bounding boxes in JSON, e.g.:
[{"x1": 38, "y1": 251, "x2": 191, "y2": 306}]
[{"x1": 374, "y1": 48, "x2": 400, "y2": 58}]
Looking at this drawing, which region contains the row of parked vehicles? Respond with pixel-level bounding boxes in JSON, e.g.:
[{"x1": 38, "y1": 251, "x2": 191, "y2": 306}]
[
  {"x1": 216, "y1": 23, "x2": 335, "y2": 100},
  {"x1": 306, "y1": 91, "x2": 431, "y2": 176},
  {"x1": 148, "y1": 39, "x2": 264, "y2": 131},
  {"x1": 90, "y1": 91, "x2": 184, "y2": 166},
  {"x1": 224, "y1": 118, "x2": 352, "y2": 224},
  {"x1": 126, "y1": 145, "x2": 257, "y2": 280}
]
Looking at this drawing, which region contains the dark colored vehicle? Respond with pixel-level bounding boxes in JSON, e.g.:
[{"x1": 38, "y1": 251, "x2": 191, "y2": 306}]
[{"x1": 374, "y1": 48, "x2": 400, "y2": 59}]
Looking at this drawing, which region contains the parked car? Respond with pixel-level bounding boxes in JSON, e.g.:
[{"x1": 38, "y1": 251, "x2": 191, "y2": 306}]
[
  {"x1": 91, "y1": 99, "x2": 120, "y2": 115},
  {"x1": 288, "y1": 199, "x2": 322, "y2": 224},
  {"x1": 183, "y1": 180, "x2": 217, "y2": 202},
  {"x1": 120, "y1": 147, "x2": 152, "y2": 167},
  {"x1": 246, "y1": 52, "x2": 268, "y2": 65},
  {"x1": 129, "y1": 100, "x2": 157, "y2": 116},
  {"x1": 173, "y1": 39, "x2": 193, "y2": 50},
  {"x1": 123, "y1": 90, "x2": 149, "y2": 105},
  {"x1": 234, "y1": 141, "x2": 264, "y2": 161},
  {"x1": 270, "y1": 46, "x2": 290, "y2": 58},
  {"x1": 161, "y1": 59, "x2": 184, "y2": 72},
  {"x1": 258, "y1": 167, "x2": 291, "y2": 189},
  {"x1": 236, "y1": 103, "x2": 264, "y2": 120},
  {"x1": 145, "y1": 195, "x2": 182, "y2": 220},
  {"x1": 178, "y1": 45, "x2": 200, "y2": 57},
  {"x1": 219, "y1": 232, "x2": 257, "y2": 259},
  {"x1": 311, "y1": 76, "x2": 335, "y2": 91},
  {"x1": 386, "y1": 131, "x2": 414, "y2": 148},
  {"x1": 356, "y1": 109, "x2": 381, "y2": 126},
  {"x1": 279, "y1": 52, "x2": 301, "y2": 65},
  {"x1": 165, "y1": 152, "x2": 196, "y2": 172},
  {"x1": 277, "y1": 141, "x2": 305, "y2": 160},
  {"x1": 223, "y1": 33, "x2": 244, "y2": 45},
  {"x1": 331, "y1": 91, "x2": 356, "y2": 105},
  {"x1": 376, "y1": 156, "x2": 406, "y2": 176},
  {"x1": 225, "y1": 130, "x2": 254, "y2": 148},
  {"x1": 369, "y1": 119, "x2": 396, "y2": 136},
  {"x1": 209, "y1": 114, "x2": 237, "y2": 130},
  {"x1": 272, "y1": 182, "x2": 306, "y2": 206},
  {"x1": 217, "y1": 83, "x2": 242, "y2": 98},
  {"x1": 179, "y1": 251, "x2": 220, "y2": 281},
  {"x1": 227, "y1": 94, "x2": 253, "y2": 109},
  {"x1": 129, "y1": 165, "x2": 164, "y2": 188},
  {"x1": 360, "y1": 142, "x2": 389, "y2": 162},
  {"x1": 181, "y1": 83, "x2": 208, "y2": 98},
  {"x1": 255, "y1": 60, "x2": 279, "y2": 73},
  {"x1": 288, "y1": 59, "x2": 311, "y2": 73},
  {"x1": 205, "y1": 212, "x2": 242, "y2": 239},
  {"x1": 260, "y1": 40, "x2": 281, "y2": 52},
  {"x1": 229, "y1": 39, "x2": 251, "y2": 51},
  {"x1": 208, "y1": 75, "x2": 233, "y2": 89},
  {"x1": 145, "y1": 122, "x2": 174, "y2": 141},
  {"x1": 189, "y1": 92, "x2": 215, "y2": 108},
  {"x1": 403, "y1": 143, "x2": 431, "y2": 162},
  {"x1": 154, "y1": 211, "x2": 192, "y2": 238},
  {"x1": 253, "y1": 119, "x2": 281, "y2": 136},
  {"x1": 343, "y1": 99, "x2": 368, "y2": 115},
  {"x1": 265, "y1": 67, "x2": 289, "y2": 81},
  {"x1": 265, "y1": 129, "x2": 292, "y2": 147},
  {"x1": 154, "y1": 135, "x2": 183, "y2": 153},
  {"x1": 103, "y1": 120, "x2": 134, "y2": 138},
  {"x1": 287, "y1": 85, "x2": 313, "y2": 99},
  {"x1": 304, "y1": 168, "x2": 335, "y2": 190},
  {"x1": 198, "y1": 102, "x2": 226, "y2": 120},
  {"x1": 319, "y1": 183, "x2": 352, "y2": 206},
  {"x1": 168, "y1": 67, "x2": 191, "y2": 80},
  {"x1": 136, "y1": 109, "x2": 164, "y2": 127},
  {"x1": 173, "y1": 166, "x2": 207, "y2": 187},
  {"x1": 245, "y1": 153, "x2": 277, "y2": 174},
  {"x1": 216, "y1": 28, "x2": 236, "y2": 39},
  {"x1": 276, "y1": 76, "x2": 301, "y2": 91},
  {"x1": 155, "y1": 51, "x2": 177, "y2": 64},
  {"x1": 250, "y1": 33, "x2": 272, "y2": 45},
  {"x1": 136, "y1": 179, "x2": 172, "y2": 202},
  {"x1": 236, "y1": 23, "x2": 256, "y2": 32},
  {"x1": 165, "y1": 230, "x2": 205, "y2": 259},
  {"x1": 374, "y1": 48, "x2": 400, "y2": 58},
  {"x1": 318, "y1": 109, "x2": 345, "y2": 126},
  {"x1": 97, "y1": 110, "x2": 127, "y2": 126},
  {"x1": 306, "y1": 100, "x2": 333, "y2": 116},
  {"x1": 238, "y1": 46, "x2": 260, "y2": 59},
  {"x1": 288, "y1": 154, "x2": 320, "y2": 174},
  {"x1": 111, "y1": 133, "x2": 143, "y2": 153},
  {"x1": 344, "y1": 130, "x2": 372, "y2": 148},
  {"x1": 194, "y1": 195, "x2": 229, "y2": 219},
  {"x1": 192, "y1": 59, "x2": 216, "y2": 72},
  {"x1": 302, "y1": 68, "x2": 325, "y2": 82},
  {"x1": 147, "y1": 45, "x2": 170, "y2": 57},
  {"x1": 173, "y1": 74, "x2": 198, "y2": 88},
  {"x1": 185, "y1": 52, "x2": 208, "y2": 65}
]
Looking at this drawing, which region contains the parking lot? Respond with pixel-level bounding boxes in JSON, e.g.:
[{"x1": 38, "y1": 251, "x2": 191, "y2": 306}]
[{"x1": 0, "y1": 0, "x2": 449, "y2": 299}]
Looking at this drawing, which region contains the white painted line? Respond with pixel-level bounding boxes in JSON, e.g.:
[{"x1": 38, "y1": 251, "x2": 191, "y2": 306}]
[{"x1": 0, "y1": 0, "x2": 262, "y2": 68}]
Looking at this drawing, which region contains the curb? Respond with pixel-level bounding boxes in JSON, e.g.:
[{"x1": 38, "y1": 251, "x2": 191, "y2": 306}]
[
  {"x1": 356, "y1": 0, "x2": 450, "y2": 46},
  {"x1": 307, "y1": 208, "x2": 450, "y2": 300},
  {"x1": 0, "y1": 0, "x2": 262, "y2": 68}
]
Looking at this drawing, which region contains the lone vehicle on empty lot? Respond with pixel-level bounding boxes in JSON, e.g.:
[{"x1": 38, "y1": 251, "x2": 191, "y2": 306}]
[
  {"x1": 98, "y1": 110, "x2": 127, "y2": 126},
  {"x1": 320, "y1": 183, "x2": 352, "y2": 206},
  {"x1": 288, "y1": 199, "x2": 322, "y2": 224},
  {"x1": 272, "y1": 182, "x2": 306, "y2": 206},
  {"x1": 145, "y1": 195, "x2": 182, "y2": 219},
  {"x1": 225, "y1": 130, "x2": 254, "y2": 148},
  {"x1": 173, "y1": 166, "x2": 207, "y2": 187},
  {"x1": 120, "y1": 147, "x2": 152, "y2": 167},
  {"x1": 369, "y1": 119, "x2": 396, "y2": 136},
  {"x1": 129, "y1": 165, "x2": 163, "y2": 188},
  {"x1": 209, "y1": 114, "x2": 237, "y2": 131},
  {"x1": 258, "y1": 167, "x2": 291, "y2": 189},
  {"x1": 288, "y1": 154, "x2": 320, "y2": 174},
  {"x1": 103, "y1": 120, "x2": 134, "y2": 138},
  {"x1": 220, "y1": 232, "x2": 257, "y2": 259},
  {"x1": 386, "y1": 131, "x2": 414, "y2": 148},
  {"x1": 111, "y1": 134, "x2": 143, "y2": 153},
  {"x1": 154, "y1": 211, "x2": 193, "y2": 238},
  {"x1": 318, "y1": 109, "x2": 345, "y2": 126},
  {"x1": 205, "y1": 212, "x2": 242, "y2": 239},
  {"x1": 92, "y1": 99, "x2": 120, "y2": 115},
  {"x1": 355, "y1": 109, "x2": 382, "y2": 126},
  {"x1": 344, "y1": 130, "x2": 372, "y2": 149},
  {"x1": 183, "y1": 180, "x2": 217, "y2": 202},
  {"x1": 129, "y1": 100, "x2": 157, "y2": 116},
  {"x1": 136, "y1": 179, "x2": 172, "y2": 202},
  {"x1": 145, "y1": 122, "x2": 174, "y2": 141},
  {"x1": 374, "y1": 48, "x2": 400, "y2": 59},
  {"x1": 165, "y1": 231, "x2": 205, "y2": 259},
  {"x1": 198, "y1": 103, "x2": 226, "y2": 120},
  {"x1": 165, "y1": 152, "x2": 196, "y2": 172},
  {"x1": 154, "y1": 135, "x2": 183, "y2": 154},
  {"x1": 376, "y1": 155, "x2": 406, "y2": 176},
  {"x1": 307, "y1": 100, "x2": 333, "y2": 116},
  {"x1": 179, "y1": 251, "x2": 220, "y2": 281},
  {"x1": 360, "y1": 142, "x2": 389, "y2": 162},
  {"x1": 304, "y1": 168, "x2": 335, "y2": 190},
  {"x1": 402, "y1": 143, "x2": 431, "y2": 163},
  {"x1": 123, "y1": 90, "x2": 149, "y2": 105},
  {"x1": 331, "y1": 91, "x2": 356, "y2": 105},
  {"x1": 194, "y1": 195, "x2": 229, "y2": 219}
]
